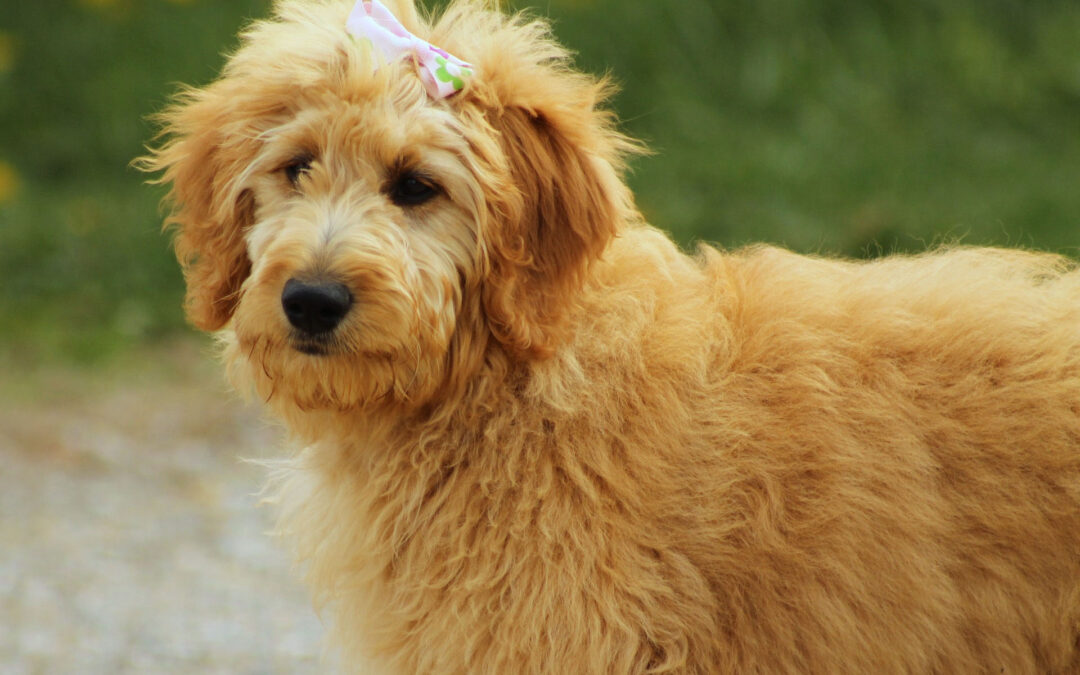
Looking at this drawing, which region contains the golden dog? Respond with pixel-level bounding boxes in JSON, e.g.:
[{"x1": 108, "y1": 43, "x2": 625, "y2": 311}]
[{"x1": 142, "y1": 0, "x2": 1080, "y2": 672}]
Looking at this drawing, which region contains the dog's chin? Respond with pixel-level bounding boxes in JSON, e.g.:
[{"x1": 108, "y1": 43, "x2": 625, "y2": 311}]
[{"x1": 226, "y1": 329, "x2": 445, "y2": 415}]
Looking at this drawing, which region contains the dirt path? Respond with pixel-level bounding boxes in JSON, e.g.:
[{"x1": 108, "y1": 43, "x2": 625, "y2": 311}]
[{"x1": 0, "y1": 344, "x2": 327, "y2": 673}]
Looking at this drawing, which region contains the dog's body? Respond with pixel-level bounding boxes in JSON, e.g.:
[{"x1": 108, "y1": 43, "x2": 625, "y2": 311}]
[
  {"x1": 270, "y1": 236, "x2": 1080, "y2": 674},
  {"x1": 143, "y1": 1, "x2": 1080, "y2": 672}
]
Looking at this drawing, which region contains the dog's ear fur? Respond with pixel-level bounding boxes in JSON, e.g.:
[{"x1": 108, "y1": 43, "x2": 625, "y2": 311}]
[
  {"x1": 480, "y1": 105, "x2": 626, "y2": 358},
  {"x1": 138, "y1": 83, "x2": 262, "y2": 332},
  {"x1": 439, "y1": 6, "x2": 643, "y2": 359}
]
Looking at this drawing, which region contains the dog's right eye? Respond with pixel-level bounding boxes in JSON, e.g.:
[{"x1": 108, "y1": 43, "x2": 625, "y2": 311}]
[
  {"x1": 282, "y1": 157, "x2": 313, "y2": 186},
  {"x1": 388, "y1": 172, "x2": 440, "y2": 207}
]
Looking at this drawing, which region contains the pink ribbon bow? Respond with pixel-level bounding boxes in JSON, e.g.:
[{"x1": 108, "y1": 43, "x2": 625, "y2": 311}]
[{"x1": 346, "y1": 0, "x2": 473, "y2": 99}]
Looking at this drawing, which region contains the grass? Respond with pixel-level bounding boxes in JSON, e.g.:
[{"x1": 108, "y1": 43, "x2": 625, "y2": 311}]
[
  {"x1": 1, "y1": 0, "x2": 273, "y2": 366},
  {"x1": 3, "y1": 0, "x2": 1080, "y2": 367}
]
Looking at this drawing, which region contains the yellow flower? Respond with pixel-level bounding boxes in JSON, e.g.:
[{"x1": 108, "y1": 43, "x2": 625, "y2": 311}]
[
  {"x1": 0, "y1": 32, "x2": 14, "y2": 75},
  {"x1": 0, "y1": 161, "x2": 21, "y2": 205}
]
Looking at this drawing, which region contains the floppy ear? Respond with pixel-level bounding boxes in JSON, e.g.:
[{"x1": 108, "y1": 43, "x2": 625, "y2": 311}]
[
  {"x1": 138, "y1": 85, "x2": 259, "y2": 332},
  {"x1": 480, "y1": 104, "x2": 632, "y2": 358},
  {"x1": 430, "y1": 3, "x2": 643, "y2": 358}
]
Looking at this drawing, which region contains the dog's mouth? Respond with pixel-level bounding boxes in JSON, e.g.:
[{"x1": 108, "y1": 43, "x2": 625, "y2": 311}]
[
  {"x1": 295, "y1": 342, "x2": 329, "y2": 356},
  {"x1": 290, "y1": 333, "x2": 338, "y2": 357}
]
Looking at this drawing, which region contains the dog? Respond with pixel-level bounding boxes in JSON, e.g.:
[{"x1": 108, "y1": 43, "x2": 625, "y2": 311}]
[{"x1": 140, "y1": 0, "x2": 1080, "y2": 672}]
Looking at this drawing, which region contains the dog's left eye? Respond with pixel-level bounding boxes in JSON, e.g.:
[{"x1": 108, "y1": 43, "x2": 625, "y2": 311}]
[
  {"x1": 282, "y1": 156, "x2": 313, "y2": 186},
  {"x1": 388, "y1": 172, "x2": 440, "y2": 207}
]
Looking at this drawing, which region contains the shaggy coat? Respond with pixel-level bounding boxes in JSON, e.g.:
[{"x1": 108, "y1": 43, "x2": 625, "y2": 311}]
[{"x1": 142, "y1": 0, "x2": 1080, "y2": 672}]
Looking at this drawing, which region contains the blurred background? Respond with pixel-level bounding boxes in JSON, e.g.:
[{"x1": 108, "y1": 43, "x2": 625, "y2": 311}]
[{"x1": 2, "y1": 0, "x2": 1079, "y2": 671}]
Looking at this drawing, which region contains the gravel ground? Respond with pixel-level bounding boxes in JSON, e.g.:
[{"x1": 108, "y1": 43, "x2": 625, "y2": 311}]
[{"x1": 0, "y1": 346, "x2": 329, "y2": 674}]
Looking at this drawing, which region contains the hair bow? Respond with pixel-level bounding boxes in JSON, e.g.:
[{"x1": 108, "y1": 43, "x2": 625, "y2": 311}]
[{"x1": 346, "y1": 0, "x2": 473, "y2": 99}]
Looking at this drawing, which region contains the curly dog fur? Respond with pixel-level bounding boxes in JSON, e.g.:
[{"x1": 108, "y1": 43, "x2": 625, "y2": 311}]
[{"x1": 141, "y1": 0, "x2": 1080, "y2": 672}]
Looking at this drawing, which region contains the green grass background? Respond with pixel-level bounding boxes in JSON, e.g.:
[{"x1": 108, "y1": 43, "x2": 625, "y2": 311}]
[{"x1": 2, "y1": 0, "x2": 1079, "y2": 367}]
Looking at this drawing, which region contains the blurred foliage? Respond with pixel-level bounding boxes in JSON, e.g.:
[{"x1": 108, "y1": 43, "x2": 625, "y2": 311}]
[
  {"x1": 536, "y1": 0, "x2": 1080, "y2": 254},
  {"x1": 1, "y1": 0, "x2": 273, "y2": 366},
  {"x1": 2, "y1": 0, "x2": 1080, "y2": 366}
]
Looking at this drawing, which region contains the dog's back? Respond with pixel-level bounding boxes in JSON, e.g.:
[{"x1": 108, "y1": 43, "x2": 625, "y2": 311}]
[{"x1": 572, "y1": 233, "x2": 1080, "y2": 672}]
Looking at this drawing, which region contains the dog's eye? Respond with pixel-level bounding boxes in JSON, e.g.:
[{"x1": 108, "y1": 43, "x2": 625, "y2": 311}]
[
  {"x1": 282, "y1": 156, "x2": 313, "y2": 186},
  {"x1": 388, "y1": 172, "x2": 439, "y2": 207}
]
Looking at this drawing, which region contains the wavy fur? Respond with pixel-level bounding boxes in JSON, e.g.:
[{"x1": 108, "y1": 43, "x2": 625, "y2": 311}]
[{"x1": 141, "y1": 1, "x2": 1080, "y2": 672}]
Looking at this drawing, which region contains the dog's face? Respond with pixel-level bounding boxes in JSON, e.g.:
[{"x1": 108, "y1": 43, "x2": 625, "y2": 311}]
[
  {"x1": 224, "y1": 66, "x2": 487, "y2": 411},
  {"x1": 143, "y1": 0, "x2": 636, "y2": 412}
]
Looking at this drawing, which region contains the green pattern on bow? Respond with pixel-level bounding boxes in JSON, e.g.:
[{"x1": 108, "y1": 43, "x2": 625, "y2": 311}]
[{"x1": 434, "y1": 55, "x2": 472, "y2": 92}]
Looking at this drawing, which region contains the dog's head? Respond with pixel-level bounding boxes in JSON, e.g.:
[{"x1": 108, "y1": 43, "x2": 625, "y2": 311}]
[{"x1": 141, "y1": 0, "x2": 638, "y2": 411}]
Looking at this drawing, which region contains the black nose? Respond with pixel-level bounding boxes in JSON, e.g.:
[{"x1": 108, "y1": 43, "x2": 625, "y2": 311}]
[{"x1": 281, "y1": 279, "x2": 352, "y2": 335}]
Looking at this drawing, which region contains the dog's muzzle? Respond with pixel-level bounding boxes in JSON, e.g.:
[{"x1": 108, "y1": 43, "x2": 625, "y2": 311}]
[{"x1": 281, "y1": 278, "x2": 353, "y2": 350}]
